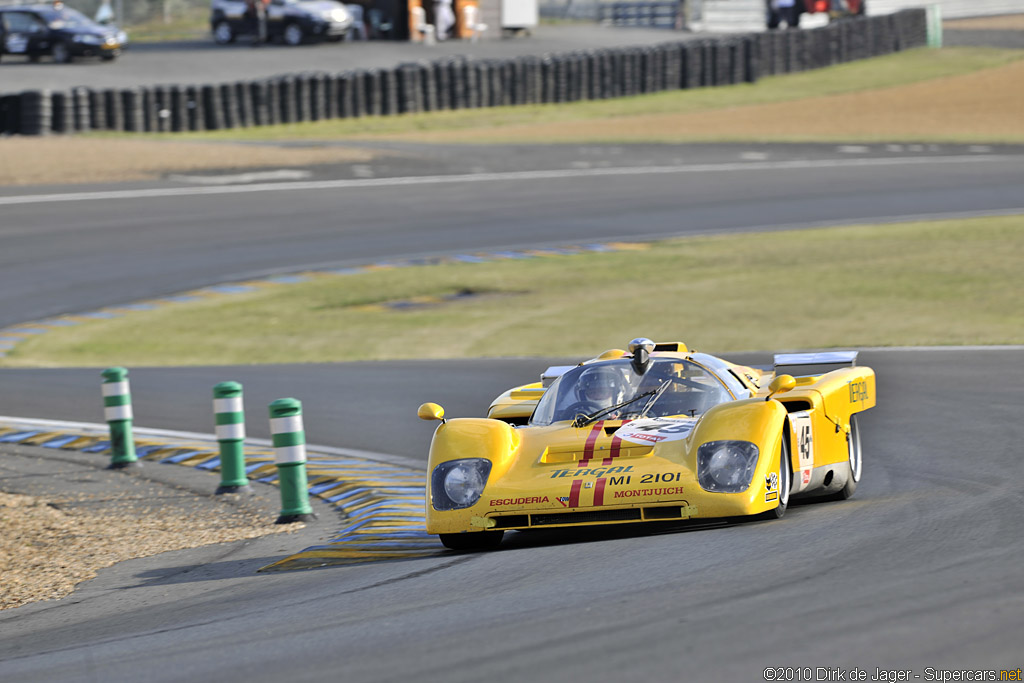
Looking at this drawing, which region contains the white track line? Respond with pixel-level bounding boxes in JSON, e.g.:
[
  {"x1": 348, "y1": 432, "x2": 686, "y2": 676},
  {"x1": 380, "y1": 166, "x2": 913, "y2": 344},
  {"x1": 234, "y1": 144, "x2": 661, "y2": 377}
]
[{"x1": 0, "y1": 156, "x2": 1018, "y2": 207}]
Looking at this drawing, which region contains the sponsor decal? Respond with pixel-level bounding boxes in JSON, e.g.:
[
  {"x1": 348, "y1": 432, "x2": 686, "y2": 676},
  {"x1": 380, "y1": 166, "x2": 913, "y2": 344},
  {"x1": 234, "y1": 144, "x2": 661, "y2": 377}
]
[
  {"x1": 801, "y1": 469, "x2": 812, "y2": 485},
  {"x1": 489, "y1": 496, "x2": 550, "y2": 506},
  {"x1": 613, "y1": 486, "x2": 685, "y2": 499},
  {"x1": 848, "y1": 379, "x2": 869, "y2": 405},
  {"x1": 556, "y1": 476, "x2": 617, "y2": 507},
  {"x1": 550, "y1": 465, "x2": 633, "y2": 479},
  {"x1": 765, "y1": 472, "x2": 779, "y2": 502},
  {"x1": 6, "y1": 35, "x2": 29, "y2": 54},
  {"x1": 614, "y1": 417, "x2": 696, "y2": 446}
]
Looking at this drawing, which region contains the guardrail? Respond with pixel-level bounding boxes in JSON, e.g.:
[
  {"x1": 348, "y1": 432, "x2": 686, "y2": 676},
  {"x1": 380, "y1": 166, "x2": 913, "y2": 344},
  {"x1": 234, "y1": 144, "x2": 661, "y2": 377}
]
[{"x1": 0, "y1": 9, "x2": 927, "y2": 136}]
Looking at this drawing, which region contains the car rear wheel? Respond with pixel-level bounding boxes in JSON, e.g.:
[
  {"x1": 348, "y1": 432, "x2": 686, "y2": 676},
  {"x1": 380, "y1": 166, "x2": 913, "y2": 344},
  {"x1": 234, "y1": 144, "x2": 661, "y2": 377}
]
[
  {"x1": 439, "y1": 531, "x2": 504, "y2": 551},
  {"x1": 213, "y1": 20, "x2": 235, "y2": 44},
  {"x1": 52, "y1": 41, "x2": 72, "y2": 64},
  {"x1": 825, "y1": 414, "x2": 861, "y2": 501},
  {"x1": 282, "y1": 22, "x2": 305, "y2": 46}
]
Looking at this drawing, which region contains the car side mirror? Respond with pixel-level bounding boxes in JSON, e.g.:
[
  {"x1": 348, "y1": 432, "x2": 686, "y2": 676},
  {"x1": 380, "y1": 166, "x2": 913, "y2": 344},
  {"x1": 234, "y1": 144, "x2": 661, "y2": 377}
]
[
  {"x1": 767, "y1": 374, "x2": 796, "y2": 401},
  {"x1": 417, "y1": 402, "x2": 446, "y2": 423}
]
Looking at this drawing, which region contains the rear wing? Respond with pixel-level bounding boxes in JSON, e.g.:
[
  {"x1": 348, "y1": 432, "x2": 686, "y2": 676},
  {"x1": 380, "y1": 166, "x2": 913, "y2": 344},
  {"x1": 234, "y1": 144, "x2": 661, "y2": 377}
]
[{"x1": 774, "y1": 351, "x2": 858, "y2": 378}]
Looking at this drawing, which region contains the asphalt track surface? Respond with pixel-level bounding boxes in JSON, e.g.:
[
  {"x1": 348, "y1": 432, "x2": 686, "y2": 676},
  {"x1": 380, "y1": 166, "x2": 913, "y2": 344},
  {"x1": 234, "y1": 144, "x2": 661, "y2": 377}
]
[
  {"x1": 1, "y1": 145, "x2": 1024, "y2": 680},
  {"x1": 1, "y1": 349, "x2": 1023, "y2": 681}
]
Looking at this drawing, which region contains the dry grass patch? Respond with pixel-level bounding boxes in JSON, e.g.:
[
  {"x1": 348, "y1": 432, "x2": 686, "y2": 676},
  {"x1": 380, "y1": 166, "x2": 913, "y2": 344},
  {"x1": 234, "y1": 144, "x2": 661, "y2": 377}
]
[
  {"x1": 399, "y1": 58, "x2": 1024, "y2": 144},
  {"x1": 944, "y1": 14, "x2": 1024, "y2": 30},
  {"x1": 0, "y1": 138, "x2": 377, "y2": 186}
]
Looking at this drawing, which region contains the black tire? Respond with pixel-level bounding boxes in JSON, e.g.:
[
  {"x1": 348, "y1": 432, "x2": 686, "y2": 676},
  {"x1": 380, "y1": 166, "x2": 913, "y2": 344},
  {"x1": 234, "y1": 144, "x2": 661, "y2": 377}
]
[
  {"x1": 758, "y1": 432, "x2": 792, "y2": 520},
  {"x1": 282, "y1": 22, "x2": 305, "y2": 46},
  {"x1": 824, "y1": 414, "x2": 862, "y2": 501},
  {"x1": 213, "y1": 20, "x2": 236, "y2": 44},
  {"x1": 52, "y1": 41, "x2": 72, "y2": 64},
  {"x1": 439, "y1": 531, "x2": 504, "y2": 551}
]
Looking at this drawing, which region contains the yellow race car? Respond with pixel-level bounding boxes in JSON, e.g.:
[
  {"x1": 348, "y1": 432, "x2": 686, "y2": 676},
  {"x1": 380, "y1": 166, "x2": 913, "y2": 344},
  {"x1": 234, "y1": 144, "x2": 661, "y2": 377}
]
[{"x1": 418, "y1": 338, "x2": 875, "y2": 551}]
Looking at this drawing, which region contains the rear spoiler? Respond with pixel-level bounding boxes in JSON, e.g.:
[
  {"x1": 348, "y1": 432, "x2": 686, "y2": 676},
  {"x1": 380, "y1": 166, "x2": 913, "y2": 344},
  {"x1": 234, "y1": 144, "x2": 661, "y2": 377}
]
[{"x1": 773, "y1": 351, "x2": 858, "y2": 378}]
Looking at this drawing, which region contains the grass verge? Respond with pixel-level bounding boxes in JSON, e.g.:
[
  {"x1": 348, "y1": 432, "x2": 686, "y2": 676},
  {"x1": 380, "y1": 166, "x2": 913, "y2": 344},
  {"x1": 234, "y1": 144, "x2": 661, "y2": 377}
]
[
  {"x1": 167, "y1": 47, "x2": 1024, "y2": 143},
  {"x1": 6, "y1": 215, "x2": 1023, "y2": 367}
]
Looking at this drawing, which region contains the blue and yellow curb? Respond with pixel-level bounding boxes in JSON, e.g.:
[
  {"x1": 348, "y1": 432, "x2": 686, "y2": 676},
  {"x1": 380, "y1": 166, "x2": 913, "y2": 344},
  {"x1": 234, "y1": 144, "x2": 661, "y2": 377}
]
[
  {"x1": 0, "y1": 240, "x2": 649, "y2": 360},
  {"x1": 0, "y1": 418, "x2": 439, "y2": 571}
]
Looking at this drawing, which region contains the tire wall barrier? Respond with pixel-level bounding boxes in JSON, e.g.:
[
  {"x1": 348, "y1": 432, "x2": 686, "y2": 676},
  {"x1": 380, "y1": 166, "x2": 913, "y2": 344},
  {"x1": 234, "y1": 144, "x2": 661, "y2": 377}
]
[{"x1": 0, "y1": 9, "x2": 927, "y2": 136}]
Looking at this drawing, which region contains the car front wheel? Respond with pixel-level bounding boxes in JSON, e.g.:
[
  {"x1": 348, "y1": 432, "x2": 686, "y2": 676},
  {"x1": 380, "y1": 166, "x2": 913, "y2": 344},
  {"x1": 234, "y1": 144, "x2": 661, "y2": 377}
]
[{"x1": 282, "y1": 22, "x2": 305, "y2": 46}]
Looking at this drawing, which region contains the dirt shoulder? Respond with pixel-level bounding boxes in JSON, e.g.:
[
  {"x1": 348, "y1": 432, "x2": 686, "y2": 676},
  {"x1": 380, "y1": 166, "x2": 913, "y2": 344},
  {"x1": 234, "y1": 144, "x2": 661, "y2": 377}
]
[
  {"x1": 0, "y1": 443, "x2": 328, "y2": 611},
  {"x1": 0, "y1": 138, "x2": 376, "y2": 186},
  {"x1": 944, "y1": 14, "x2": 1024, "y2": 31}
]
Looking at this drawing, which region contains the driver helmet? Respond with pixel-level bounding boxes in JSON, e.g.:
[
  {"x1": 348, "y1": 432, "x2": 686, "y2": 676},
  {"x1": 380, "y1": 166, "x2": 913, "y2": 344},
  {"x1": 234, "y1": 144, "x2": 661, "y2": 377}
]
[{"x1": 576, "y1": 365, "x2": 625, "y2": 408}]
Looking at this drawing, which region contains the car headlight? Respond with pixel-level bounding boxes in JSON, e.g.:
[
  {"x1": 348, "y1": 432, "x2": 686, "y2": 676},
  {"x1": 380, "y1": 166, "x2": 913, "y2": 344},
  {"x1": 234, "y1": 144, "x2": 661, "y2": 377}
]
[
  {"x1": 74, "y1": 34, "x2": 102, "y2": 44},
  {"x1": 697, "y1": 441, "x2": 759, "y2": 492},
  {"x1": 329, "y1": 8, "x2": 349, "y2": 21},
  {"x1": 431, "y1": 459, "x2": 492, "y2": 511}
]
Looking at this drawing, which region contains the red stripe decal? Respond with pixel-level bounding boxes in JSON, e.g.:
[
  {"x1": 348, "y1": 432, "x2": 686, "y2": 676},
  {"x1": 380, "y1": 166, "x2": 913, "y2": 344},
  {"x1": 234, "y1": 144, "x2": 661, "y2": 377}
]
[
  {"x1": 594, "y1": 478, "x2": 607, "y2": 506},
  {"x1": 602, "y1": 420, "x2": 630, "y2": 466},
  {"x1": 578, "y1": 421, "x2": 604, "y2": 468},
  {"x1": 569, "y1": 480, "x2": 583, "y2": 508}
]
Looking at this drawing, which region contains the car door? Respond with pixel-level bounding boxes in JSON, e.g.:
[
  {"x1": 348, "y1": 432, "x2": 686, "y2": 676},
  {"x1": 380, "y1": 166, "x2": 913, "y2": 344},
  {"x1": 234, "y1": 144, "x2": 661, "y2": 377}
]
[{"x1": 2, "y1": 11, "x2": 49, "y2": 57}]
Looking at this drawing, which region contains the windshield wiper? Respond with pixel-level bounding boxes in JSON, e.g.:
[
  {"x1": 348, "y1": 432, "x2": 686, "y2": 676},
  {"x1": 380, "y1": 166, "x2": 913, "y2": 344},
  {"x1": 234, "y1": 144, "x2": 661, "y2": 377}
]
[
  {"x1": 636, "y1": 378, "x2": 676, "y2": 419},
  {"x1": 572, "y1": 389, "x2": 659, "y2": 428}
]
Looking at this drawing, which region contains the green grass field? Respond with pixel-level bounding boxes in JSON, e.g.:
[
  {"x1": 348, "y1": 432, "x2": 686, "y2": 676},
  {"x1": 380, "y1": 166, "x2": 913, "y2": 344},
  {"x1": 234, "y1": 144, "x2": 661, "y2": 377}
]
[{"x1": 6, "y1": 215, "x2": 1022, "y2": 367}]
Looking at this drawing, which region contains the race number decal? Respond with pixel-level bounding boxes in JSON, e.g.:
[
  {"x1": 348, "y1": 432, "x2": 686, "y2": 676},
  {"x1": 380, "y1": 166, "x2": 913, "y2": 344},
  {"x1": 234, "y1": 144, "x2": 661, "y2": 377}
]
[
  {"x1": 790, "y1": 411, "x2": 814, "y2": 492},
  {"x1": 614, "y1": 417, "x2": 696, "y2": 445}
]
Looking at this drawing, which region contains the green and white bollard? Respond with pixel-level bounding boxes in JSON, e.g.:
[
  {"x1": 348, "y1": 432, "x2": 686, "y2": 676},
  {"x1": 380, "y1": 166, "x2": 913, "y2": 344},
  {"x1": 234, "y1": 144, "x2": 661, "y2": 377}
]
[
  {"x1": 101, "y1": 367, "x2": 138, "y2": 469},
  {"x1": 269, "y1": 398, "x2": 315, "y2": 524},
  {"x1": 926, "y1": 4, "x2": 943, "y2": 49},
  {"x1": 213, "y1": 381, "x2": 252, "y2": 495}
]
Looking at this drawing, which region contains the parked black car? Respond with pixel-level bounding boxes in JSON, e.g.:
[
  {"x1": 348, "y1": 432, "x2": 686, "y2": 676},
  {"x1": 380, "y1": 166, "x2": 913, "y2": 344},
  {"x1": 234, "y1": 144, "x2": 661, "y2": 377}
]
[
  {"x1": 211, "y1": 0, "x2": 353, "y2": 46},
  {"x1": 0, "y1": 4, "x2": 125, "y2": 63}
]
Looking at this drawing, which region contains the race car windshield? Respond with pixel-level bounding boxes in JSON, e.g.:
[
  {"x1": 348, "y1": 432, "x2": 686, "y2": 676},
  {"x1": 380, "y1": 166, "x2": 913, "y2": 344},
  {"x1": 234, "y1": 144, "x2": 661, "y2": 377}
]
[{"x1": 530, "y1": 358, "x2": 734, "y2": 426}]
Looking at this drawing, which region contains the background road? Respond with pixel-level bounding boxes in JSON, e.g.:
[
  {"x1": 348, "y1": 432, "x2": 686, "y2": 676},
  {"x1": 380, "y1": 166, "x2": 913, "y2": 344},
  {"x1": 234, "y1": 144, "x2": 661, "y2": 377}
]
[
  {"x1": 1, "y1": 144, "x2": 1023, "y2": 680},
  {"x1": 0, "y1": 24, "x2": 685, "y2": 92},
  {"x1": 2, "y1": 143, "x2": 1023, "y2": 328}
]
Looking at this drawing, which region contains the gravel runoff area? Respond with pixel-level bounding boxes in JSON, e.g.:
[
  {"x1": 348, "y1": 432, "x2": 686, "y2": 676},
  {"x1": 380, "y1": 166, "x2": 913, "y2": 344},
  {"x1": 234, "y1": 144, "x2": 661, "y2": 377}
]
[{"x1": 0, "y1": 442, "x2": 325, "y2": 611}]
